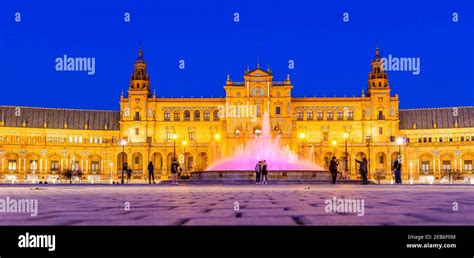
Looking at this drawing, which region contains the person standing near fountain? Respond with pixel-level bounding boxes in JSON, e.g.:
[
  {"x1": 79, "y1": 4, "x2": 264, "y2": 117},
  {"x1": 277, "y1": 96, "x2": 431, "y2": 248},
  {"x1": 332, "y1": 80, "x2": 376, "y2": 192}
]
[
  {"x1": 393, "y1": 156, "x2": 402, "y2": 184},
  {"x1": 148, "y1": 161, "x2": 156, "y2": 184},
  {"x1": 261, "y1": 160, "x2": 268, "y2": 184},
  {"x1": 171, "y1": 158, "x2": 180, "y2": 185},
  {"x1": 255, "y1": 161, "x2": 261, "y2": 184},
  {"x1": 329, "y1": 157, "x2": 339, "y2": 184},
  {"x1": 355, "y1": 158, "x2": 368, "y2": 185}
]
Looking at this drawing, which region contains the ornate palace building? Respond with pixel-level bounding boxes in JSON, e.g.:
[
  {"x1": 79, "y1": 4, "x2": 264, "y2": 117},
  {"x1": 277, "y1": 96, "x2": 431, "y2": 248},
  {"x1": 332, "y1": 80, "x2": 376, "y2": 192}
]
[{"x1": 0, "y1": 48, "x2": 473, "y2": 183}]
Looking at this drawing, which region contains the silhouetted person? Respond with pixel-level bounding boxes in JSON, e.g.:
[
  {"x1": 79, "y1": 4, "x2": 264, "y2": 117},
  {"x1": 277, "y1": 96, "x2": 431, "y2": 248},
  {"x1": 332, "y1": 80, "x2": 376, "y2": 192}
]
[
  {"x1": 393, "y1": 156, "x2": 402, "y2": 184},
  {"x1": 148, "y1": 161, "x2": 155, "y2": 184},
  {"x1": 261, "y1": 160, "x2": 268, "y2": 184},
  {"x1": 126, "y1": 167, "x2": 132, "y2": 184},
  {"x1": 356, "y1": 158, "x2": 368, "y2": 184},
  {"x1": 255, "y1": 161, "x2": 261, "y2": 184},
  {"x1": 171, "y1": 158, "x2": 180, "y2": 185},
  {"x1": 329, "y1": 156, "x2": 339, "y2": 184}
]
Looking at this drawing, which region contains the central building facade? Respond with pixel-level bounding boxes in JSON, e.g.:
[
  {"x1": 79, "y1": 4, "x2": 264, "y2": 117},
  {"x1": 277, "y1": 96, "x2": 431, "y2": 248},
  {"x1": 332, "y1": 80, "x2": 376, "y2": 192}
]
[
  {"x1": 119, "y1": 47, "x2": 400, "y2": 178},
  {"x1": 0, "y1": 48, "x2": 472, "y2": 182}
]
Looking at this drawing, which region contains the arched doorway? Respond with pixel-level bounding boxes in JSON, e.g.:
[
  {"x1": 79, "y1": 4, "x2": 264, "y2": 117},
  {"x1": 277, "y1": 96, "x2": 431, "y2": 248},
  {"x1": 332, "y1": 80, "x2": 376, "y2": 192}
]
[
  {"x1": 187, "y1": 155, "x2": 194, "y2": 171},
  {"x1": 197, "y1": 152, "x2": 208, "y2": 171},
  {"x1": 418, "y1": 153, "x2": 433, "y2": 175},
  {"x1": 25, "y1": 153, "x2": 40, "y2": 174},
  {"x1": 69, "y1": 153, "x2": 80, "y2": 172},
  {"x1": 338, "y1": 152, "x2": 351, "y2": 174},
  {"x1": 166, "y1": 152, "x2": 175, "y2": 173},
  {"x1": 88, "y1": 154, "x2": 102, "y2": 175},
  {"x1": 375, "y1": 152, "x2": 387, "y2": 170},
  {"x1": 150, "y1": 152, "x2": 163, "y2": 172},
  {"x1": 48, "y1": 153, "x2": 61, "y2": 175},
  {"x1": 5, "y1": 152, "x2": 19, "y2": 173},
  {"x1": 180, "y1": 152, "x2": 193, "y2": 172},
  {"x1": 131, "y1": 152, "x2": 143, "y2": 171},
  {"x1": 117, "y1": 152, "x2": 129, "y2": 172},
  {"x1": 440, "y1": 153, "x2": 454, "y2": 175},
  {"x1": 462, "y1": 153, "x2": 473, "y2": 173}
]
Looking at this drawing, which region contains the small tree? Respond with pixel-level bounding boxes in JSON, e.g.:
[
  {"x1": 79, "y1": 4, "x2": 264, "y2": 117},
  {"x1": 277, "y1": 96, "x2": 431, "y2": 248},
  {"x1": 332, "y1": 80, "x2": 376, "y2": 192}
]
[{"x1": 374, "y1": 169, "x2": 386, "y2": 184}]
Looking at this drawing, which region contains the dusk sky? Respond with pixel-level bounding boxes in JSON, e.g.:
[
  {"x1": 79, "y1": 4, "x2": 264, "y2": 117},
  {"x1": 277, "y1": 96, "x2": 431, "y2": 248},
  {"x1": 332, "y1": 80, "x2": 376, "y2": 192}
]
[{"x1": 1, "y1": 0, "x2": 473, "y2": 110}]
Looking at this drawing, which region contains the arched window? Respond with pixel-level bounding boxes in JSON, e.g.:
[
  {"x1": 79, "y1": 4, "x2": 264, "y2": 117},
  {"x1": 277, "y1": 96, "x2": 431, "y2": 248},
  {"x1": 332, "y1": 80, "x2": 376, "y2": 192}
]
[
  {"x1": 317, "y1": 110, "x2": 323, "y2": 120},
  {"x1": 184, "y1": 110, "x2": 190, "y2": 121},
  {"x1": 213, "y1": 110, "x2": 220, "y2": 121},
  {"x1": 194, "y1": 110, "x2": 201, "y2": 121},
  {"x1": 204, "y1": 110, "x2": 210, "y2": 121},
  {"x1": 327, "y1": 110, "x2": 334, "y2": 120},
  {"x1": 164, "y1": 111, "x2": 171, "y2": 121},
  {"x1": 337, "y1": 110, "x2": 344, "y2": 120},
  {"x1": 296, "y1": 109, "x2": 304, "y2": 120},
  {"x1": 173, "y1": 111, "x2": 180, "y2": 121},
  {"x1": 347, "y1": 110, "x2": 354, "y2": 120},
  {"x1": 307, "y1": 110, "x2": 314, "y2": 120}
]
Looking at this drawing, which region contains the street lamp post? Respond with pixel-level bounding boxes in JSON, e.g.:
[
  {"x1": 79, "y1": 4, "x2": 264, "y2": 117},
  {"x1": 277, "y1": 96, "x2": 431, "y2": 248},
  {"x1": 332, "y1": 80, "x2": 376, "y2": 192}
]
[
  {"x1": 120, "y1": 139, "x2": 127, "y2": 184},
  {"x1": 110, "y1": 162, "x2": 113, "y2": 184},
  {"x1": 332, "y1": 140, "x2": 337, "y2": 158},
  {"x1": 409, "y1": 161, "x2": 413, "y2": 184},
  {"x1": 182, "y1": 140, "x2": 187, "y2": 176},
  {"x1": 173, "y1": 133, "x2": 178, "y2": 159},
  {"x1": 396, "y1": 137, "x2": 404, "y2": 178},
  {"x1": 365, "y1": 136, "x2": 372, "y2": 179},
  {"x1": 343, "y1": 132, "x2": 349, "y2": 178}
]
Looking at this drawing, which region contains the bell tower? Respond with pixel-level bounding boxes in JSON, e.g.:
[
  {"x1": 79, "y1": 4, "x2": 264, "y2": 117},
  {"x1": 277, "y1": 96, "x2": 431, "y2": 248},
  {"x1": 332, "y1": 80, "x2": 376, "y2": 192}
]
[
  {"x1": 120, "y1": 48, "x2": 152, "y2": 144},
  {"x1": 363, "y1": 46, "x2": 399, "y2": 142},
  {"x1": 367, "y1": 47, "x2": 390, "y2": 96},
  {"x1": 129, "y1": 48, "x2": 151, "y2": 96}
]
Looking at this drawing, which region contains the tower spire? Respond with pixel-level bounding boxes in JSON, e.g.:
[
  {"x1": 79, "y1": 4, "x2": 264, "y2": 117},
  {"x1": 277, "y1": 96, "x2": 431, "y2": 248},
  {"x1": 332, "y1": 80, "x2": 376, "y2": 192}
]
[
  {"x1": 367, "y1": 45, "x2": 389, "y2": 95},
  {"x1": 129, "y1": 46, "x2": 150, "y2": 95}
]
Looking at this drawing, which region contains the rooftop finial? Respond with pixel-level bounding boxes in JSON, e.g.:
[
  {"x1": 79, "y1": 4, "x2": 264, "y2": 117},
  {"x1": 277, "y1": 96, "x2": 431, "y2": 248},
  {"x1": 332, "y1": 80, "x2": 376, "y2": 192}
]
[
  {"x1": 153, "y1": 89, "x2": 156, "y2": 98},
  {"x1": 257, "y1": 56, "x2": 260, "y2": 68},
  {"x1": 138, "y1": 48, "x2": 143, "y2": 60},
  {"x1": 137, "y1": 41, "x2": 144, "y2": 61},
  {"x1": 375, "y1": 40, "x2": 380, "y2": 56}
]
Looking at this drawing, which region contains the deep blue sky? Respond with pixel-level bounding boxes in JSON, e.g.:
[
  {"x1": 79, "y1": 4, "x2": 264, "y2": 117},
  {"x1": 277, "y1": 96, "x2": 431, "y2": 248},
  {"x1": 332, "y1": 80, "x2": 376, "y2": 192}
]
[{"x1": 1, "y1": 0, "x2": 473, "y2": 110}]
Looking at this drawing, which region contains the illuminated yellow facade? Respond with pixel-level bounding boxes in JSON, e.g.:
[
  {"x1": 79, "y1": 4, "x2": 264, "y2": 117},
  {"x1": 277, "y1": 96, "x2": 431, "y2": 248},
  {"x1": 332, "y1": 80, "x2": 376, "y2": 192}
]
[{"x1": 0, "y1": 48, "x2": 473, "y2": 183}]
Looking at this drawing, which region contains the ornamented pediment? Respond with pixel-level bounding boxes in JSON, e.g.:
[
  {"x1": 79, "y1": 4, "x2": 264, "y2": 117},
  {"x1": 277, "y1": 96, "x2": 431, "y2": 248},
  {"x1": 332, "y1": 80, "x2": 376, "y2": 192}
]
[{"x1": 248, "y1": 68, "x2": 270, "y2": 77}]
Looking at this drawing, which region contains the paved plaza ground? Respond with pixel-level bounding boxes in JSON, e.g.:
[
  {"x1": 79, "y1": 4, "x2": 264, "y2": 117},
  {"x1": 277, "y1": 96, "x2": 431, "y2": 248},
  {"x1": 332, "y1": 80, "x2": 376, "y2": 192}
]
[{"x1": 0, "y1": 184, "x2": 473, "y2": 226}]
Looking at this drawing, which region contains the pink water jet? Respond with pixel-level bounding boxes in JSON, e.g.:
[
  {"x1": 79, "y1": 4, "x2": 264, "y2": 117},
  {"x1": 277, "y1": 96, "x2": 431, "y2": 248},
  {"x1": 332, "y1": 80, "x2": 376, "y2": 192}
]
[{"x1": 206, "y1": 113, "x2": 324, "y2": 171}]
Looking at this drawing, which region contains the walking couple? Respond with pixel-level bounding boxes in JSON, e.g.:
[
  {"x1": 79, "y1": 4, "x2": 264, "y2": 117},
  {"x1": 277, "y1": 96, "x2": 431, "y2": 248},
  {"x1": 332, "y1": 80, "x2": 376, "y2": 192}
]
[{"x1": 255, "y1": 160, "x2": 268, "y2": 184}]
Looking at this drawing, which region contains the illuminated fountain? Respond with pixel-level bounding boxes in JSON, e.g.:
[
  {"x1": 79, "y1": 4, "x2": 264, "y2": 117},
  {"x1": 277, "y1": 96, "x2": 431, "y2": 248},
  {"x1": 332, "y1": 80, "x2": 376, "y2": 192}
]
[
  {"x1": 190, "y1": 113, "x2": 328, "y2": 182},
  {"x1": 207, "y1": 113, "x2": 323, "y2": 171}
]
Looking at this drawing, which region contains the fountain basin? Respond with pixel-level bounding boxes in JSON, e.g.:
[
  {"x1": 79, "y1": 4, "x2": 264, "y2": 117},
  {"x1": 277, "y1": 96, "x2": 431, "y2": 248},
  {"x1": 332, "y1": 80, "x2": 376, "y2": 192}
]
[{"x1": 191, "y1": 170, "x2": 330, "y2": 182}]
